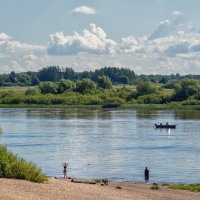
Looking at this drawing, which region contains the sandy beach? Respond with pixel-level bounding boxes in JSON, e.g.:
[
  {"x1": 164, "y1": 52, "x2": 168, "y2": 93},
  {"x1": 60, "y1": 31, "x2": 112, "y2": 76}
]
[{"x1": 0, "y1": 178, "x2": 199, "y2": 200}]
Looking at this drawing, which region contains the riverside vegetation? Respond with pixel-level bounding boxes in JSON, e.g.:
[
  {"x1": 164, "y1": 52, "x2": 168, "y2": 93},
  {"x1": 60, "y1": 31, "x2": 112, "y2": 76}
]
[
  {"x1": 161, "y1": 183, "x2": 200, "y2": 192},
  {"x1": 0, "y1": 128, "x2": 47, "y2": 183},
  {"x1": 1, "y1": 66, "x2": 200, "y2": 107},
  {"x1": 0, "y1": 76, "x2": 200, "y2": 107}
]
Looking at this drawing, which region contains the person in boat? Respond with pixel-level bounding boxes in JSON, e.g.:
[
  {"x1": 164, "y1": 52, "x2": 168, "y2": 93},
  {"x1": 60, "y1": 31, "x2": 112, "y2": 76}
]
[
  {"x1": 144, "y1": 167, "x2": 149, "y2": 183},
  {"x1": 62, "y1": 162, "x2": 68, "y2": 179}
]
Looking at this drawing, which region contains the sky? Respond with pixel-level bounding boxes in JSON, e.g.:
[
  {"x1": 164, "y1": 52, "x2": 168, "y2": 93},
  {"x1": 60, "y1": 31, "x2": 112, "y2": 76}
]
[{"x1": 0, "y1": 0, "x2": 200, "y2": 74}]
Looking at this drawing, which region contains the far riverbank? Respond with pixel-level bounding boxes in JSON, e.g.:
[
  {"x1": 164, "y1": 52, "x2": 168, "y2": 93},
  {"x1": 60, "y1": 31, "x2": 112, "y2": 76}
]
[{"x1": 0, "y1": 103, "x2": 200, "y2": 110}]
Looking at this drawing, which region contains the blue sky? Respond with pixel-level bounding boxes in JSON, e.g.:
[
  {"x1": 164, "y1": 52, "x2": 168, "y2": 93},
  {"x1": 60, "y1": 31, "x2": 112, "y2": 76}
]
[{"x1": 0, "y1": 0, "x2": 200, "y2": 74}]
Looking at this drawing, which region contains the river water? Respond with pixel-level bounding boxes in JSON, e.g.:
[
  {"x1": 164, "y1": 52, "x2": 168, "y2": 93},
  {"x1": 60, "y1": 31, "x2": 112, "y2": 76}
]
[{"x1": 0, "y1": 108, "x2": 200, "y2": 183}]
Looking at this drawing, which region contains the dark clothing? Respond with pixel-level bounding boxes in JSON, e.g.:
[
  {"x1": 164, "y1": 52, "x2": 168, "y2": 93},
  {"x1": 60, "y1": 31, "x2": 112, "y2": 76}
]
[
  {"x1": 63, "y1": 166, "x2": 67, "y2": 172},
  {"x1": 145, "y1": 168, "x2": 149, "y2": 177},
  {"x1": 144, "y1": 168, "x2": 149, "y2": 182}
]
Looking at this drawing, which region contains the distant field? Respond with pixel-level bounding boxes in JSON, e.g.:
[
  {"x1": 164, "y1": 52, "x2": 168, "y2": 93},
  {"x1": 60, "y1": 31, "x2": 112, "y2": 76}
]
[
  {"x1": 163, "y1": 88, "x2": 174, "y2": 95},
  {"x1": 0, "y1": 85, "x2": 174, "y2": 95},
  {"x1": 113, "y1": 84, "x2": 174, "y2": 95},
  {"x1": 113, "y1": 84, "x2": 136, "y2": 90},
  {"x1": 0, "y1": 86, "x2": 34, "y2": 94}
]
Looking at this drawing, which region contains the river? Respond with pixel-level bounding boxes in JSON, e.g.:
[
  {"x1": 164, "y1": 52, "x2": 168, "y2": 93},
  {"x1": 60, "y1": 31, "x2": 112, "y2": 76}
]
[{"x1": 0, "y1": 108, "x2": 200, "y2": 183}]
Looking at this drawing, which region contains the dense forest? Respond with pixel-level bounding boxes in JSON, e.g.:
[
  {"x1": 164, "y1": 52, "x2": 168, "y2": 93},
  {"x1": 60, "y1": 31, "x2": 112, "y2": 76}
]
[{"x1": 1, "y1": 66, "x2": 200, "y2": 87}]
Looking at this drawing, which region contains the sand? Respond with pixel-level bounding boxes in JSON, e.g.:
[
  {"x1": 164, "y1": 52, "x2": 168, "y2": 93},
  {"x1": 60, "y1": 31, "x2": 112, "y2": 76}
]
[{"x1": 0, "y1": 178, "x2": 199, "y2": 200}]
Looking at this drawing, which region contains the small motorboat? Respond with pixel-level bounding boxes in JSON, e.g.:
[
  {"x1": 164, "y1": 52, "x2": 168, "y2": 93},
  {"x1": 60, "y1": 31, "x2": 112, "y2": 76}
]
[{"x1": 155, "y1": 123, "x2": 176, "y2": 129}]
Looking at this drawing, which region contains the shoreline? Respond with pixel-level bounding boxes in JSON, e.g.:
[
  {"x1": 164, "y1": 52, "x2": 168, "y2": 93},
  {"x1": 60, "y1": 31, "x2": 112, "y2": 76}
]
[
  {"x1": 0, "y1": 177, "x2": 199, "y2": 200},
  {"x1": 47, "y1": 176, "x2": 200, "y2": 185},
  {"x1": 0, "y1": 103, "x2": 200, "y2": 110}
]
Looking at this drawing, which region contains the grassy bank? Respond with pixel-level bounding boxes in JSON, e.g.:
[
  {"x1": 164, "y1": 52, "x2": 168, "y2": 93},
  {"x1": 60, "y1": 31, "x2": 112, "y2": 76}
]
[{"x1": 161, "y1": 183, "x2": 200, "y2": 192}]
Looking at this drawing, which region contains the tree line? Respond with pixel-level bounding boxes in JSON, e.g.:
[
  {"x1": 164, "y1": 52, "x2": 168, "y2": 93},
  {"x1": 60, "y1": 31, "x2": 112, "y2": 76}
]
[
  {"x1": 0, "y1": 66, "x2": 135, "y2": 86},
  {"x1": 1, "y1": 66, "x2": 200, "y2": 87}
]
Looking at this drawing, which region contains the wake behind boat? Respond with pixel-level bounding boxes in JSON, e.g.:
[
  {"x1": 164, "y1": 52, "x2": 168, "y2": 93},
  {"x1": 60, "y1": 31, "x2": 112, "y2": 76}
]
[{"x1": 155, "y1": 123, "x2": 176, "y2": 129}]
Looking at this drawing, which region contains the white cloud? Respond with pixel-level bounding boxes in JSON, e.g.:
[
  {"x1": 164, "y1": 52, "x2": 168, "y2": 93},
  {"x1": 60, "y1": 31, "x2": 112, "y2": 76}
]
[
  {"x1": 72, "y1": 5, "x2": 96, "y2": 15},
  {"x1": 0, "y1": 33, "x2": 12, "y2": 41},
  {"x1": 149, "y1": 20, "x2": 171, "y2": 40},
  {"x1": 164, "y1": 41, "x2": 190, "y2": 57},
  {"x1": 2, "y1": 11, "x2": 200, "y2": 74},
  {"x1": 119, "y1": 36, "x2": 139, "y2": 53},
  {"x1": 172, "y1": 10, "x2": 184, "y2": 17},
  {"x1": 47, "y1": 24, "x2": 117, "y2": 55},
  {"x1": 149, "y1": 10, "x2": 186, "y2": 40},
  {"x1": 0, "y1": 33, "x2": 46, "y2": 73}
]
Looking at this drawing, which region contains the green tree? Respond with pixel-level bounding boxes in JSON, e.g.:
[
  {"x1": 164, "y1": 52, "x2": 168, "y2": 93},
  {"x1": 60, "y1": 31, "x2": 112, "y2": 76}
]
[
  {"x1": 38, "y1": 66, "x2": 62, "y2": 82},
  {"x1": 17, "y1": 73, "x2": 32, "y2": 86},
  {"x1": 30, "y1": 74, "x2": 40, "y2": 86},
  {"x1": 76, "y1": 79, "x2": 96, "y2": 94},
  {"x1": 58, "y1": 79, "x2": 76, "y2": 93},
  {"x1": 64, "y1": 67, "x2": 76, "y2": 80},
  {"x1": 0, "y1": 75, "x2": 3, "y2": 86},
  {"x1": 173, "y1": 79, "x2": 200, "y2": 101},
  {"x1": 116, "y1": 75, "x2": 129, "y2": 84},
  {"x1": 9, "y1": 71, "x2": 17, "y2": 83},
  {"x1": 98, "y1": 76, "x2": 112, "y2": 89},
  {"x1": 39, "y1": 82, "x2": 58, "y2": 94},
  {"x1": 136, "y1": 81, "x2": 156, "y2": 96},
  {"x1": 94, "y1": 67, "x2": 135, "y2": 83}
]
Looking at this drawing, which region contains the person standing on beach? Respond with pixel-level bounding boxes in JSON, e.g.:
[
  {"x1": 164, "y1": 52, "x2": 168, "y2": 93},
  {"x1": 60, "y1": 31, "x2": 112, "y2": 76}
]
[
  {"x1": 144, "y1": 167, "x2": 149, "y2": 183},
  {"x1": 62, "y1": 163, "x2": 68, "y2": 179}
]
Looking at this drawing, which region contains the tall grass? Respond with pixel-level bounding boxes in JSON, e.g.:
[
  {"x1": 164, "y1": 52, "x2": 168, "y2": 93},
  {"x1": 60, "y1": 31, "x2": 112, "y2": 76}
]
[
  {"x1": 169, "y1": 184, "x2": 200, "y2": 192},
  {"x1": 0, "y1": 145, "x2": 47, "y2": 183}
]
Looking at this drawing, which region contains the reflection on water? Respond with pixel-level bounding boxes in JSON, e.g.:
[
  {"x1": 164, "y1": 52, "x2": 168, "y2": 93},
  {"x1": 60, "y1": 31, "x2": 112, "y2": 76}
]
[
  {"x1": 25, "y1": 108, "x2": 113, "y2": 120},
  {"x1": 0, "y1": 108, "x2": 200, "y2": 184},
  {"x1": 167, "y1": 128, "x2": 171, "y2": 135},
  {"x1": 136, "y1": 109, "x2": 158, "y2": 119},
  {"x1": 174, "y1": 110, "x2": 200, "y2": 120}
]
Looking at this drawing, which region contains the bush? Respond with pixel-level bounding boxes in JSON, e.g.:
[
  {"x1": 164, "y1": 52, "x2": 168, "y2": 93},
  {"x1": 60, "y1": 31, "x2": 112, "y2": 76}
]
[
  {"x1": 182, "y1": 99, "x2": 200, "y2": 105},
  {"x1": 97, "y1": 76, "x2": 112, "y2": 89},
  {"x1": 136, "y1": 81, "x2": 157, "y2": 96},
  {"x1": 135, "y1": 93, "x2": 171, "y2": 104},
  {"x1": 163, "y1": 80, "x2": 178, "y2": 89},
  {"x1": 102, "y1": 179, "x2": 109, "y2": 185},
  {"x1": 94, "y1": 179, "x2": 101, "y2": 183},
  {"x1": 76, "y1": 79, "x2": 96, "y2": 94},
  {"x1": 173, "y1": 79, "x2": 200, "y2": 101},
  {"x1": 0, "y1": 145, "x2": 47, "y2": 183},
  {"x1": 150, "y1": 184, "x2": 159, "y2": 190},
  {"x1": 116, "y1": 87, "x2": 133, "y2": 99},
  {"x1": 39, "y1": 82, "x2": 58, "y2": 94},
  {"x1": 2, "y1": 95, "x2": 24, "y2": 104},
  {"x1": 25, "y1": 87, "x2": 40, "y2": 95},
  {"x1": 57, "y1": 79, "x2": 76, "y2": 94}
]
